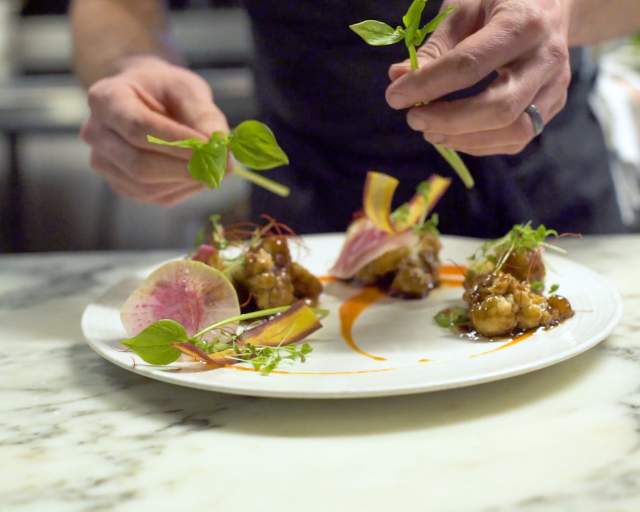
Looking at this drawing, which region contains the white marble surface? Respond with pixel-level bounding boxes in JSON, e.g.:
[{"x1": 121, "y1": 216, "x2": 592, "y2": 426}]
[{"x1": 1, "y1": 238, "x2": 640, "y2": 511}]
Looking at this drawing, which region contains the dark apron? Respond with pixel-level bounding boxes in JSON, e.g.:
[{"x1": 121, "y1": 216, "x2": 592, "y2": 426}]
[{"x1": 242, "y1": 0, "x2": 626, "y2": 236}]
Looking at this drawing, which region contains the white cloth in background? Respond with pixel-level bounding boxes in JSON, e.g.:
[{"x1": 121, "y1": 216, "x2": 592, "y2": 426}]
[{"x1": 590, "y1": 47, "x2": 640, "y2": 227}]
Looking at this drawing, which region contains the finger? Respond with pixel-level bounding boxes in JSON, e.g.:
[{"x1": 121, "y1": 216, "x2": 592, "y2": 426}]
[
  {"x1": 90, "y1": 152, "x2": 189, "y2": 204},
  {"x1": 168, "y1": 91, "x2": 230, "y2": 136},
  {"x1": 88, "y1": 82, "x2": 205, "y2": 160},
  {"x1": 389, "y1": 58, "x2": 412, "y2": 82},
  {"x1": 157, "y1": 182, "x2": 205, "y2": 207},
  {"x1": 386, "y1": 12, "x2": 545, "y2": 109},
  {"x1": 82, "y1": 121, "x2": 196, "y2": 185},
  {"x1": 423, "y1": 81, "x2": 567, "y2": 154},
  {"x1": 445, "y1": 143, "x2": 528, "y2": 157},
  {"x1": 406, "y1": 47, "x2": 570, "y2": 135}
]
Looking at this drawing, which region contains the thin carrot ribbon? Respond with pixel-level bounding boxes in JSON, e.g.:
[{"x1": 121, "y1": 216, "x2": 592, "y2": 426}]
[{"x1": 363, "y1": 171, "x2": 451, "y2": 233}]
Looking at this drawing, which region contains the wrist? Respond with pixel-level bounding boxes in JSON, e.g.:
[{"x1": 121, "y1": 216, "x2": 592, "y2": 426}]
[{"x1": 116, "y1": 52, "x2": 180, "y2": 74}]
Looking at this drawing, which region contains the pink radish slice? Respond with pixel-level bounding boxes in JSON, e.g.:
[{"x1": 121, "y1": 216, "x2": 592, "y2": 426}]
[{"x1": 121, "y1": 260, "x2": 240, "y2": 340}]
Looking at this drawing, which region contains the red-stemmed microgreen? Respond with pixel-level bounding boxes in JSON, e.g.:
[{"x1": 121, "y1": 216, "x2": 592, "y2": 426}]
[{"x1": 122, "y1": 302, "x2": 327, "y2": 375}]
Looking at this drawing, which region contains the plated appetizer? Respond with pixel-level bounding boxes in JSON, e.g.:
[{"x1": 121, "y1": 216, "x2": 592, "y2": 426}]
[
  {"x1": 436, "y1": 223, "x2": 575, "y2": 338},
  {"x1": 331, "y1": 171, "x2": 450, "y2": 298},
  {"x1": 119, "y1": 217, "x2": 327, "y2": 374},
  {"x1": 191, "y1": 215, "x2": 323, "y2": 311}
]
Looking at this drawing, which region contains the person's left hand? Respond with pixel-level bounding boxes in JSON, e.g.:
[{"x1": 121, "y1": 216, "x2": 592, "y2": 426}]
[{"x1": 386, "y1": 0, "x2": 572, "y2": 156}]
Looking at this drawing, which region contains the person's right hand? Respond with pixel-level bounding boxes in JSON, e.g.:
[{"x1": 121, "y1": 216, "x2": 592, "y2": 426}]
[{"x1": 81, "y1": 55, "x2": 229, "y2": 206}]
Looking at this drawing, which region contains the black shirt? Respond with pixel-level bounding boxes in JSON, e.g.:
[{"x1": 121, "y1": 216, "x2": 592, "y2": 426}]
[{"x1": 242, "y1": 0, "x2": 625, "y2": 236}]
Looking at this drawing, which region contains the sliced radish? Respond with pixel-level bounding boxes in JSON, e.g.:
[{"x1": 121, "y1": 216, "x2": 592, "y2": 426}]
[{"x1": 121, "y1": 260, "x2": 240, "y2": 340}]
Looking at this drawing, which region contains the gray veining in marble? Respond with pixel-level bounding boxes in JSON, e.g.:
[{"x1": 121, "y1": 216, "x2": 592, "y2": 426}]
[{"x1": 1, "y1": 239, "x2": 640, "y2": 511}]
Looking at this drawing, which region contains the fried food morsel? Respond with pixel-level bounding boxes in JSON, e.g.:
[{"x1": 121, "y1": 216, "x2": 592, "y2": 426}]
[
  {"x1": 354, "y1": 232, "x2": 442, "y2": 298},
  {"x1": 235, "y1": 236, "x2": 322, "y2": 310},
  {"x1": 464, "y1": 272, "x2": 573, "y2": 338}
]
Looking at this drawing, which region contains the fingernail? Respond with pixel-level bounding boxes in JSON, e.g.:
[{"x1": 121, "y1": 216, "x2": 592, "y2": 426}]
[
  {"x1": 386, "y1": 90, "x2": 406, "y2": 110},
  {"x1": 424, "y1": 133, "x2": 446, "y2": 144},
  {"x1": 406, "y1": 111, "x2": 425, "y2": 131}
]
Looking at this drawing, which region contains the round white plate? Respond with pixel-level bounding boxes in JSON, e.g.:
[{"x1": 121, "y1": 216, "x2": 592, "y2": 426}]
[{"x1": 82, "y1": 235, "x2": 622, "y2": 399}]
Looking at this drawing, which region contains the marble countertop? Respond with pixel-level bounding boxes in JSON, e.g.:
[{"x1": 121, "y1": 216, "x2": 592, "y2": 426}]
[{"x1": 2, "y1": 237, "x2": 640, "y2": 511}]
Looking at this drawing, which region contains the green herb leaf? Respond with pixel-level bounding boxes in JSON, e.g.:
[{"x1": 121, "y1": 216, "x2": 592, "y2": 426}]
[
  {"x1": 549, "y1": 283, "x2": 560, "y2": 294},
  {"x1": 122, "y1": 320, "x2": 188, "y2": 365},
  {"x1": 434, "y1": 144, "x2": 475, "y2": 189},
  {"x1": 209, "y1": 214, "x2": 228, "y2": 249},
  {"x1": 349, "y1": 20, "x2": 405, "y2": 46},
  {"x1": 229, "y1": 120, "x2": 289, "y2": 170},
  {"x1": 403, "y1": 0, "x2": 427, "y2": 47},
  {"x1": 415, "y1": 6, "x2": 455, "y2": 46},
  {"x1": 416, "y1": 213, "x2": 439, "y2": 236},
  {"x1": 147, "y1": 133, "x2": 228, "y2": 189},
  {"x1": 530, "y1": 280, "x2": 545, "y2": 294},
  {"x1": 236, "y1": 343, "x2": 314, "y2": 376},
  {"x1": 188, "y1": 146, "x2": 226, "y2": 188},
  {"x1": 434, "y1": 307, "x2": 469, "y2": 329},
  {"x1": 146, "y1": 135, "x2": 205, "y2": 150}
]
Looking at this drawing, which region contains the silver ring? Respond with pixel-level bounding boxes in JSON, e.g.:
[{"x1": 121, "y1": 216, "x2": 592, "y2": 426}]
[{"x1": 525, "y1": 104, "x2": 545, "y2": 137}]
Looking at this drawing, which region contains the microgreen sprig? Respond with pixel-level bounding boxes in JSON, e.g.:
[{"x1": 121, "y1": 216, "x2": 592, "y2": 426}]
[
  {"x1": 122, "y1": 304, "x2": 326, "y2": 375},
  {"x1": 148, "y1": 120, "x2": 290, "y2": 197},
  {"x1": 469, "y1": 222, "x2": 565, "y2": 278},
  {"x1": 350, "y1": 0, "x2": 475, "y2": 189}
]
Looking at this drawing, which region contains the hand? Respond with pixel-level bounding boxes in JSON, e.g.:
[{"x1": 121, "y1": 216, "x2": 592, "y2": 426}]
[
  {"x1": 81, "y1": 56, "x2": 229, "y2": 205},
  {"x1": 385, "y1": 0, "x2": 572, "y2": 156}
]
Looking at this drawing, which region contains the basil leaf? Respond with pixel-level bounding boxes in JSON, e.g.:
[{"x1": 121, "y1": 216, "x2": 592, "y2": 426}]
[
  {"x1": 147, "y1": 135, "x2": 205, "y2": 150},
  {"x1": 434, "y1": 307, "x2": 469, "y2": 329},
  {"x1": 148, "y1": 133, "x2": 228, "y2": 188},
  {"x1": 188, "y1": 145, "x2": 227, "y2": 188},
  {"x1": 122, "y1": 320, "x2": 188, "y2": 365},
  {"x1": 349, "y1": 20, "x2": 404, "y2": 46},
  {"x1": 229, "y1": 120, "x2": 289, "y2": 170},
  {"x1": 403, "y1": 0, "x2": 427, "y2": 44},
  {"x1": 414, "y1": 6, "x2": 455, "y2": 46}
]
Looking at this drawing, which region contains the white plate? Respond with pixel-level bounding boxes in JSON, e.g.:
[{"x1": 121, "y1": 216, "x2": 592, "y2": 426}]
[{"x1": 82, "y1": 235, "x2": 622, "y2": 399}]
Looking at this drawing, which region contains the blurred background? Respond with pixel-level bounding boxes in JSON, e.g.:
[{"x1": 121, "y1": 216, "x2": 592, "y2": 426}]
[
  {"x1": 0, "y1": 1, "x2": 639, "y2": 253},
  {"x1": 0, "y1": 0, "x2": 255, "y2": 253}
]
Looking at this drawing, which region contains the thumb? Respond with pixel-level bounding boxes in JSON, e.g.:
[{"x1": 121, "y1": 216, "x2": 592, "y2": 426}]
[{"x1": 389, "y1": 59, "x2": 412, "y2": 82}]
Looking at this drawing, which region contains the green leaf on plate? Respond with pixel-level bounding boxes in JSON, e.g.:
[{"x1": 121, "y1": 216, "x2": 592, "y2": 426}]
[{"x1": 121, "y1": 319, "x2": 188, "y2": 365}]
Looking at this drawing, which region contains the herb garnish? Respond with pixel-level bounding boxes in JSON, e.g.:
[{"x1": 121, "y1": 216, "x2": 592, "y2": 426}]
[
  {"x1": 415, "y1": 213, "x2": 439, "y2": 236},
  {"x1": 350, "y1": 0, "x2": 474, "y2": 189},
  {"x1": 471, "y1": 222, "x2": 561, "y2": 274},
  {"x1": 122, "y1": 303, "x2": 326, "y2": 375},
  {"x1": 148, "y1": 120, "x2": 290, "y2": 197},
  {"x1": 434, "y1": 307, "x2": 470, "y2": 331}
]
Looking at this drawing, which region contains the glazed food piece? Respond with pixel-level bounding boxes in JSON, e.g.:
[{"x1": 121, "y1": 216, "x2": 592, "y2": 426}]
[
  {"x1": 354, "y1": 230, "x2": 442, "y2": 298},
  {"x1": 233, "y1": 236, "x2": 323, "y2": 310},
  {"x1": 331, "y1": 171, "x2": 451, "y2": 298},
  {"x1": 436, "y1": 223, "x2": 574, "y2": 339},
  {"x1": 192, "y1": 216, "x2": 322, "y2": 312},
  {"x1": 465, "y1": 223, "x2": 554, "y2": 289},
  {"x1": 463, "y1": 272, "x2": 573, "y2": 338}
]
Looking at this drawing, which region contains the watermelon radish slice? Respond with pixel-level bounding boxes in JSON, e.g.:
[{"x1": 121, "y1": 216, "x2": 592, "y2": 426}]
[{"x1": 121, "y1": 260, "x2": 240, "y2": 340}]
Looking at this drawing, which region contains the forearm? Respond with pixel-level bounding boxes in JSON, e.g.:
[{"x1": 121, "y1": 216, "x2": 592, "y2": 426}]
[
  {"x1": 569, "y1": 0, "x2": 640, "y2": 46},
  {"x1": 70, "y1": 0, "x2": 181, "y2": 87}
]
